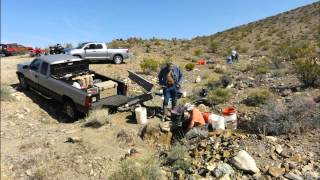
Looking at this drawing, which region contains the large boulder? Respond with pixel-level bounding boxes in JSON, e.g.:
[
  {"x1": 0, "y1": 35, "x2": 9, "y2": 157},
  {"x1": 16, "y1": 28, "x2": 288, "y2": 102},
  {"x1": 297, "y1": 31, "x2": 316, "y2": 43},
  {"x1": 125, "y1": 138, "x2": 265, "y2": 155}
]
[
  {"x1": 212, "y1": 163, "x2": 235, "y2": 178},
  {"x1": 230, "y1": 150, "x2": 259, "y2": 173}
]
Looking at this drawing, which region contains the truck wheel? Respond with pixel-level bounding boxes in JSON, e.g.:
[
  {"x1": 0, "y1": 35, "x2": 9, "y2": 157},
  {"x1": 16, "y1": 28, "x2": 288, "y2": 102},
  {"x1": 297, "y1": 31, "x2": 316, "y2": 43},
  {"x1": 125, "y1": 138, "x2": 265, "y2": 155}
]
[
  {"x1": 18, "y1": 75, "x2": 29, "y2": 90},
  {"x1": 113, "y1": 55, "x2": 123, "y2": 64},
  {"x1": 63, "y1": 100, "x2": 79, "y2": 121}
]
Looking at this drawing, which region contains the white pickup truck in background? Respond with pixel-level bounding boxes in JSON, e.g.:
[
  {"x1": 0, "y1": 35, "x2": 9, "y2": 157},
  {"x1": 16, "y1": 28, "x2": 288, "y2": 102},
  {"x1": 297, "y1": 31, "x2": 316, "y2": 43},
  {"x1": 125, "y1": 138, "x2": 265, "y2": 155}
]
[{"x1": 64, "y1": 42, "x2": 129, "y2": 64}]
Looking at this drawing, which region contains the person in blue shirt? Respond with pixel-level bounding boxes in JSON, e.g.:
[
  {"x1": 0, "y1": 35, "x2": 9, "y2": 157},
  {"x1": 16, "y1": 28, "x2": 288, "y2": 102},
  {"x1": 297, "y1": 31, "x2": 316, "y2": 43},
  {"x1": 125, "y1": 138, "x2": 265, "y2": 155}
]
[{"x1": 158, "y1": 61, "x2": 183, "y2": 121}]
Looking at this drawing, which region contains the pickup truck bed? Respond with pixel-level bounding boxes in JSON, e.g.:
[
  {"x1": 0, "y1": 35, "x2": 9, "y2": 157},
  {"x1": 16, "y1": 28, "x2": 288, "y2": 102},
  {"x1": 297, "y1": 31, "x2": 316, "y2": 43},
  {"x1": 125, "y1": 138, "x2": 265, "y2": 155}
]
[{"x1": 16, "y1": 55, "x2": 153, "y2": 120}]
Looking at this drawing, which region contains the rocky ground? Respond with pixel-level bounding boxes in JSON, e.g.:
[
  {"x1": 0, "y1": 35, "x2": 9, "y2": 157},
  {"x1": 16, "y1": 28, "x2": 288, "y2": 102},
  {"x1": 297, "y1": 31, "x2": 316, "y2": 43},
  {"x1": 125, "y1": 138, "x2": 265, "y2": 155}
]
[{"x1": 1, "y1": 54, "x2": 319, "y2": 180}]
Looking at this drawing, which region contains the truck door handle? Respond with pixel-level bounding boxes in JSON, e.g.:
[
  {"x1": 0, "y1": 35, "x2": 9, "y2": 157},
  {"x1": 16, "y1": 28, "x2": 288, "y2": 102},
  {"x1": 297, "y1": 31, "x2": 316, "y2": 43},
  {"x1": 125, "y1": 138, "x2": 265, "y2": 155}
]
[
  {"x1": 92, "y1": 51, "x2": 96, "y2": 52},
  {"x1": 35, "y1": 75, "x2": 38, "y2": 78}
]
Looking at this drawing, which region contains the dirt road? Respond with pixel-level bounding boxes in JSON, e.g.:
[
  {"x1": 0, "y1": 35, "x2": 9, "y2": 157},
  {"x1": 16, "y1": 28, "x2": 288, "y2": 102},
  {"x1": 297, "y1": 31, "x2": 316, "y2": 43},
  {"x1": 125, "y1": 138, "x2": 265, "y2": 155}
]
[{"x1": 0, "y1": 55, "x2": 158, "y2": 179}]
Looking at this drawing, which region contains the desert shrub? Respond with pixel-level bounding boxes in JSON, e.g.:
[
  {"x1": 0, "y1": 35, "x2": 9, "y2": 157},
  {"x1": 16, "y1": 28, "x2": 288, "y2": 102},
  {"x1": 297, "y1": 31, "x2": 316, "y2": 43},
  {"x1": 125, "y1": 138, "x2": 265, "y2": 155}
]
[
  {"x1": 243, "y1": 89, "x2": 272, "y2": 106},
  {"x1": 294, "y1": 57, "x2": 320, "y2": 87},
  {"x1": 172, "y1": 37, "x2": 178, "y2": 45},
  {"x1": 255, "y1": 59, "x2": 271, "y2": 74},
  {"x1": 140, "y1": 58, "x2": 159, "y2": 74},
  {"x1": 154, "y1": 40, "x2": 161, "y2": 46},
  {"x1": 83, "y1": 109, "x2": 111, "y2": 128},
  {"x1": 274, "y1": 42, "x2": 315, "y2": 61},
  {"x1": 256, "y1": 64, "x2": 270, "y2": 74},
  {"x1": 209, "y1": 41, "x2": 219, "y2": 53},
  {"x1": 1, "y1": 85, "x2": 15, "y2": 101},
  {"x1": 239, "y1": 46, "x2": 249, "y2": 53},
  {"x1": 31, "y1": 167, "x2": 46, "y2": 180},
  {"x1": 185, "y1": 63, "x2": 195, "y2": 71},
  {"x1": 207, "y1": 88, "x2": 231, "y2": 105},
  {"x1": 193, "y1": 48, "x2": 203, "y2": 56},
  {"x1": 145, "y1": 44, "x2": 151, "y2": 53},
  {"x1": 213, "y1": 65, "x2": 227, "y2": 74},
  {"x1": 109, "y1": 40, "x2": 131, "y2": 48},
  {"x1": 253, "y1": 97, "x2": 320, "y2": 135},
  {"x1": 165, "y1": 144, "x2": 191, "y2": 171},
  {"x1": 204, "y1": 73, "x2": 220, "y2": 85},
  {"x1": 109, "y1": 156, "x2": 163, "y2": 180}
]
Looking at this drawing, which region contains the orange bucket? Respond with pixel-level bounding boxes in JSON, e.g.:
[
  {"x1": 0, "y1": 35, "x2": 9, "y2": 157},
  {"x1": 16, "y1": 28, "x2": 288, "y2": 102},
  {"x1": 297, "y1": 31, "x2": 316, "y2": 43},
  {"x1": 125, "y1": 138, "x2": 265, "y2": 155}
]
[
  {"x1": 222, "y1": 107, "x2": 236, "y2": 116},
  {"x1": 197, "y1": 59, "x2": 206, "y2": 65}
]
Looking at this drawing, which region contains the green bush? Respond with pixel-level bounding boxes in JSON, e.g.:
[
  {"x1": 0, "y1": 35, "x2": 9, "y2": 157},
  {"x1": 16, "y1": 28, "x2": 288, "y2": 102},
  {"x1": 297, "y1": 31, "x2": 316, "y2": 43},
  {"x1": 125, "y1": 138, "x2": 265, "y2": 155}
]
[
  {"x1": 165, "y1": 144, "x2": 191, "y2": 171},
  {"x1": 193, "y1": 48, "x2": 203, "y2": 56},
  {"x1": 140, "y1": 58, "x2": 159, "y2": 74},
  {"x1": 255, "y1": 59, "x2": 270, "y2": 74},
  {"x1": 109, "y1": 156, "x2": 163, "y2": 180},
  {"x1": 244, "y1": 89, "x2": 272, "y2": 106},
  {"x1": 207, "y1": 88, "x2": 231, "y2": 105},
  {"x1": 294, "y1": 58, "x2": 320, "y2": 87},
  {"x1": 185, "y1": 63, "x2": 195, "y2": 71}
]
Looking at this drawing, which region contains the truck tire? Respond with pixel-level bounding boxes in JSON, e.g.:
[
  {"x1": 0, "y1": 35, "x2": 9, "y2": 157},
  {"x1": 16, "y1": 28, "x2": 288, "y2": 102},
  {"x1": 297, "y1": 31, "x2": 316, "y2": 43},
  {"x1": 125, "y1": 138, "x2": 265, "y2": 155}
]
[
  {"x1": 113, "y1": 55, "x2": 123, "y2": 64},
  {"x1": 63, "y1": 100, "x2": 79, "y2": 121},
  {"x1": 18, "y1": 75, "x2": 29, "y2": 90}
]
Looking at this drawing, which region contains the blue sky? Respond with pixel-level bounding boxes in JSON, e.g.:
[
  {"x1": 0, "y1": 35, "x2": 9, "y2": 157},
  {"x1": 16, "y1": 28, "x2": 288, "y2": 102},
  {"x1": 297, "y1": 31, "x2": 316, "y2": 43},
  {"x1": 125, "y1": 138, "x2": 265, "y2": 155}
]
[{"x1": 1, "y1": 0, "x2": 318, "y2": 47}]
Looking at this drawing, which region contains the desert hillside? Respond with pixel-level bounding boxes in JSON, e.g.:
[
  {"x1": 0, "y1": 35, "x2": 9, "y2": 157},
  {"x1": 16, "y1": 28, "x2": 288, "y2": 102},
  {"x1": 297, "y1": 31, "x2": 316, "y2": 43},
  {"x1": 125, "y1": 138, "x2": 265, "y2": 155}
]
[{"x1": 1, "y1": 1, "x2": 320, "y2": 180}]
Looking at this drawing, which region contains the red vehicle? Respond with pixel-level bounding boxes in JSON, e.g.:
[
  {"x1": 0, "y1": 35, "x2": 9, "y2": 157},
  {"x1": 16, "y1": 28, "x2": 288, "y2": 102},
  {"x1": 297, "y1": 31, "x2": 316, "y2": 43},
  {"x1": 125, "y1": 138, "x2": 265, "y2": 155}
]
[
  {"x1": 29, "y1": 48, "x2": 47, "y2": 57},
  {"x1": 2, "y1": 43, "x2": 29, "y2": 56}
]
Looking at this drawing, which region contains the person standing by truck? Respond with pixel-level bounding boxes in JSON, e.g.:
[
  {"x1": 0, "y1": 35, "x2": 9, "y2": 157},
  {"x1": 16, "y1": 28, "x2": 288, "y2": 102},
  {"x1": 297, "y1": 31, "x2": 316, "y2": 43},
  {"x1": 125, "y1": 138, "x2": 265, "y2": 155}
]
[{"x1": 158, "y1": 61, "x2": 183, "y2": 121}]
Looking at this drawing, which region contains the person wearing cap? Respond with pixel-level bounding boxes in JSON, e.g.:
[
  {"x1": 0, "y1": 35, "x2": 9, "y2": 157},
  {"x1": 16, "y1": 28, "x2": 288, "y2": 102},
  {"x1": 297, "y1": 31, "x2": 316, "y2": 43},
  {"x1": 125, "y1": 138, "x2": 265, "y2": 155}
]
[
  {"x1": 184, "y1": 103, "x2": 208, "y2": 129},
  {"x1": 158, "y1": 61, "x2": 184, "y2": 121}
]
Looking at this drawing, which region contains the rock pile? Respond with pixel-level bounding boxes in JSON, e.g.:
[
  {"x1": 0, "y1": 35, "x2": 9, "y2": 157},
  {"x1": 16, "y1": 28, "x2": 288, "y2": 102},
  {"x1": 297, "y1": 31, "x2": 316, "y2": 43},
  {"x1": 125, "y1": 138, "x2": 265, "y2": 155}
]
[{"x1": 159, "y1": 128, "x2": 320, "y2": 179}]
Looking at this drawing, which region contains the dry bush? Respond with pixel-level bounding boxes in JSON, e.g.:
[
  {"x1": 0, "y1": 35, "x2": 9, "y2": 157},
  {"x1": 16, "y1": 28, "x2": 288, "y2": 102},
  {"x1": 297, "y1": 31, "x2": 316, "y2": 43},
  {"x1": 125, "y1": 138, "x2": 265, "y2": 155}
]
[
  {"x1": 204, "y1": 73, "x2": 221, "y2": 86},
  {"x1": 109, "y1": 156, "x2": 163, "y2": 180},
  {"x1": 207, "y1": 88, "x2": 231, "y2": 105},
  {"x1": 193, "y1": 48, "x2": 203, "y2": 56},
  {"x1": 294, "y1": 57, "x2": 320, "y2": 87},
  {"x1": 1, "y1": 85, "x2": 15, "y2": 101},
  {"x1": 83, "y1": 109, "x2": 111, "y2": 128},
  {"x1": 213, "y1": 65, "x2": 227, "y2": 74},
  {"x1": 165, "y1": 144, "x2": 191, "y2": 171},
  {"x1": 209, "y1": 41, "x2": 219, "y2": 53},
  {"x1": 253, "y1": 97, "x2": 320, "y2": 135},
  {"x1": 255, "y1": 59, "x2": 271, "y2": 74},
  {"x1": 116, "y1": 129, "x2": 136, "y2": 146},
  {"x1": 243, "y1": 89, "x2": 272, "y2": 106},
  {"x1": 140, "y1": 58, "x2": 159, "y2": 74}
]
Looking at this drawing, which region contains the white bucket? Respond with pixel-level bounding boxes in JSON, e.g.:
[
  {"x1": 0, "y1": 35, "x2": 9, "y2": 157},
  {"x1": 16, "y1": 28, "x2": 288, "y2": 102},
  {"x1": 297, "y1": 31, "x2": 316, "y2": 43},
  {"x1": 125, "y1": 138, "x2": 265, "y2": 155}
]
[
  {"x1": 135, "y1": 107, "x2": 147, "y2": 124},
  {"x1": 209, "y1": 114, "x2": 225, "y2": 130},
  {"x1": 222, "y1": 108, "x2": 237, "y2": 130},
  {"x1": 182, "y1": 91, "x2": 187, "y2": 98}
]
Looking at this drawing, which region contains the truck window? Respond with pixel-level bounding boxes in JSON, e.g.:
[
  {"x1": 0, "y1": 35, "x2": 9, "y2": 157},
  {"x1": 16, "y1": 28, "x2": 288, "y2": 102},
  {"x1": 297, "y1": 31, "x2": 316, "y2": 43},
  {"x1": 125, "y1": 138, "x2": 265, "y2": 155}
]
[
  {"x1": 40, "y1": 62, "x2": 49, "y2": 75},
  {"x1": 87, "y1": 44, "x2": 96, "y2": 49},
  {"x1": 30, "y1": 59, "x2": 41, "y2": 71},
  {"x1": 96, "y1": 44, "x2": 103, "y2": 49}
]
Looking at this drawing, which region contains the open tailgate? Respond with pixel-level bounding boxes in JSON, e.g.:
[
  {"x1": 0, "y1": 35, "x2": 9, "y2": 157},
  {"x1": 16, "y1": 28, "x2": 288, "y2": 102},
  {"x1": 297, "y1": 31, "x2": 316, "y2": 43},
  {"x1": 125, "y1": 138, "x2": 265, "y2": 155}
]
[{"x1": 92, "y1": 71, "x2": 154, "y2": 108}]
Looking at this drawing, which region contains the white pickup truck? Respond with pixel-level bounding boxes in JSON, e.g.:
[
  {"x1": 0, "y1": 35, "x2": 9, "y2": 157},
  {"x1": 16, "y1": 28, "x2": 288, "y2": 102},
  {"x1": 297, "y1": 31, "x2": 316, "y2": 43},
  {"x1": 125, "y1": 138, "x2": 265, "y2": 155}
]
[
  {"x1": 16, "y1": 54, "x2": 153, "y2": 121},
  {"x1": 64, "y1": 42, "x2": 129, "y2": 64}
]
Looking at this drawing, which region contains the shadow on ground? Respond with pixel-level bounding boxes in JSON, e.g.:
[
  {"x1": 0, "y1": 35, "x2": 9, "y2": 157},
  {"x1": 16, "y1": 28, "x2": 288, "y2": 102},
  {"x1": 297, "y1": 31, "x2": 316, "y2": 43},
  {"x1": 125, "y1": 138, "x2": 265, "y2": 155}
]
[{"x1": 10, "y1": 83, "x2": 80, "y2": 123}]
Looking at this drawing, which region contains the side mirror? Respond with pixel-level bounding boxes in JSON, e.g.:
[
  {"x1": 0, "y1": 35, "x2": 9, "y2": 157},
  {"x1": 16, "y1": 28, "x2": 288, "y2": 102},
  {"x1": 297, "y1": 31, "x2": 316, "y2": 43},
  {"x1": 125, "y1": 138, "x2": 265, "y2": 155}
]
[{"x1": 23, "y1": 65, "x2": 29, "y2": 69}]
